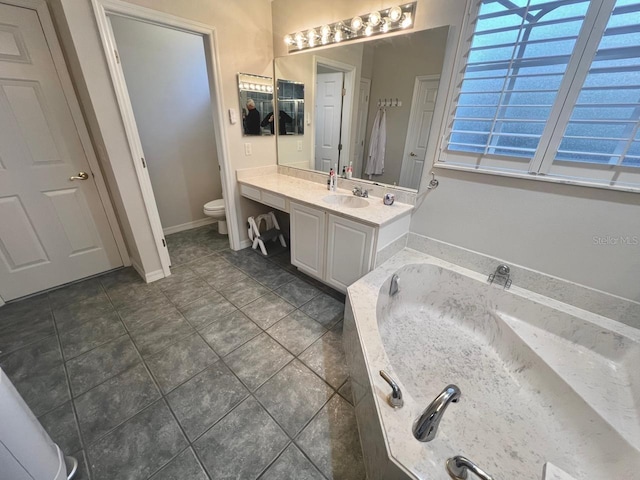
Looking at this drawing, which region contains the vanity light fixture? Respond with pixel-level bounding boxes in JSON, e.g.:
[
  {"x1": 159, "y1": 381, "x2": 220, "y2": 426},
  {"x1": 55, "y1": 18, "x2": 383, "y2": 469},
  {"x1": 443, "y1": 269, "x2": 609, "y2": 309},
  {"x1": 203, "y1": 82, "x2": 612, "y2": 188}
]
[
  {"x1": 237, "y1": 73, "x2": 274, "y2": 94},
  {"x1": 284, "y1": 2, "x2": 416, "y2": 52}
]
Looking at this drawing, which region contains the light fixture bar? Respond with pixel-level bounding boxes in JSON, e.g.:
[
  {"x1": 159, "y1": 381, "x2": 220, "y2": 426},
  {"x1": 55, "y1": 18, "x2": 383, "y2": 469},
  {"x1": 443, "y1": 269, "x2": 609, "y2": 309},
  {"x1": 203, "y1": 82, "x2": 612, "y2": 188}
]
[{"x1": 284, "y1": 2, "x2": 417, "y2": 53}]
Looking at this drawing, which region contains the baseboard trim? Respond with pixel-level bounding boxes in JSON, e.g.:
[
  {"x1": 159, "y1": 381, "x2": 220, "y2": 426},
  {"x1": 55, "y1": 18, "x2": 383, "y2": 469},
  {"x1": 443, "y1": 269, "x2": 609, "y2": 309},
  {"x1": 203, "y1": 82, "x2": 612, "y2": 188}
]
[
  {"x1": 131, "y1": 258, "x2": 166, "y2": 283},
  {"x1": 239, "y1": 239, "x2": 252, "y2": 249},
  {"x1": 162, "y1": 218, "x2": 215, "y2": 235},
  {"x1": 0, "y1": 296, "x2": 5, "y2": 308}
]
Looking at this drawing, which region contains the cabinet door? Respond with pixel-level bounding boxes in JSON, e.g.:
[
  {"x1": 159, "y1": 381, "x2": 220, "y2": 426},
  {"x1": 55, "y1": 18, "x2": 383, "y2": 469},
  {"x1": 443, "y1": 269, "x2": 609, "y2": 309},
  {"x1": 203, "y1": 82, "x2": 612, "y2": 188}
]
[
  {"x1": 326, "y1": 214, "x2": 375, "y2": 292},
  {"x1": 290, "y1": 202, "x2": 326, "y2": 279}
]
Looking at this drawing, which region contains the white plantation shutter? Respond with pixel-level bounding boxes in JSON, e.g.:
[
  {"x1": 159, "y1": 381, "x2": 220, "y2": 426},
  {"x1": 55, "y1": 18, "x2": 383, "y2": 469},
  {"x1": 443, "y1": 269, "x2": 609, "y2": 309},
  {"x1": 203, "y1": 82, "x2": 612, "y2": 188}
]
[{"x1": 441, "y1": 0, "x2": 640, "y2": 190}]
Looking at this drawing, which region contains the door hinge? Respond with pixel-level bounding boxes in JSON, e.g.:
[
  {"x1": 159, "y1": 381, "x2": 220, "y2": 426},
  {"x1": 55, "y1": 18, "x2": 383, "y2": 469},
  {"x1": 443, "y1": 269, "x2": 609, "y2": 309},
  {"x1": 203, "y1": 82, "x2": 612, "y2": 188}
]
[
  {"x1": 338, "y1": 143, "x2": 343, "y2": 151},
  {"x1": 114, "y1": 49, "x2": 120, "y2": 64},
  {"x1": 141, "y1": 157, "x2": 146, "y2": 168},
  {"x1": 162, "y1": 238, "x2": 166, "y2": 247},
  {"x1": 342, "y1": 88, "x2": 346, "y2": 96}
]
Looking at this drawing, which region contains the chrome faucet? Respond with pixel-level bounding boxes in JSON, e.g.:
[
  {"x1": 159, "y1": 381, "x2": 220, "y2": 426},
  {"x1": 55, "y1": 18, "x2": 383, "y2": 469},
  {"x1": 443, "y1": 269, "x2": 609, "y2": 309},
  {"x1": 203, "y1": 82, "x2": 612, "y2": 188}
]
[
  {"x1": 379, "y1": 370, "x2": 403, "y2": 408},
  {"x1": 487, "y1": 264, "x2": 512, "y2": 289},
  {"x1": 413, "y1": 384, "x2": 461, "y2": 442},
  {"x1": 389, "y1": 274, "x2": 400, "y2": 296},
  {"x1": 352, "y1": 185, "x2": 369, "y2": 198},
  {"x1": 446, "y1": 456, "x2": 495, "y2": 480}
]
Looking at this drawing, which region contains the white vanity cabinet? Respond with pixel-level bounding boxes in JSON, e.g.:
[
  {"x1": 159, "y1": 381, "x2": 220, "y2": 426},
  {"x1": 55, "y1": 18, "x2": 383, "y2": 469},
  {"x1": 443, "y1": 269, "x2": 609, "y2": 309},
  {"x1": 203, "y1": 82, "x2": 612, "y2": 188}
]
[
  {"x1": 291, "y1": 202, "x2": 376, "y2": 292},
  {"x1": 290, "y1": 202, "x2": 326, "y2": 279},
  {"x1": 325, "y1": 214, "x2": 375, "y2": 291}
]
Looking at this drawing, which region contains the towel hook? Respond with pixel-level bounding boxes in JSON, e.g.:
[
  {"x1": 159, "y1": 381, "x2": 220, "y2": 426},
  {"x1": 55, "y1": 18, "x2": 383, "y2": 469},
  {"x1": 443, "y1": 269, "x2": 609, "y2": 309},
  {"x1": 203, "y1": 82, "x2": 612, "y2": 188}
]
[{"x1": 427, "y1": 171, "x2": 439, "y2": 190}]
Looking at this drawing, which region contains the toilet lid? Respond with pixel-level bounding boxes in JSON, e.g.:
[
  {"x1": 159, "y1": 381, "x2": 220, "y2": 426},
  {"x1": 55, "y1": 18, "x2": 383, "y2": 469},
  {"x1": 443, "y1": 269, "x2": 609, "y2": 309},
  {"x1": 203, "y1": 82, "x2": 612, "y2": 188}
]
[{"x1": 204, "y1": 199, "x2": 225, "y2": 212}]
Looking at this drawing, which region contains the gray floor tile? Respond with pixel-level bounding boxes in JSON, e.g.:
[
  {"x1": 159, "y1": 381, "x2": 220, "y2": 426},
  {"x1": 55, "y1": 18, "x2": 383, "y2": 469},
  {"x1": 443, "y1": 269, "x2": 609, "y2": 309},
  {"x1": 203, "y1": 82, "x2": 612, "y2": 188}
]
[
  {"x1": 39, "y1": 401, "x2": 82, "y2": 454},
  {"x1": 299, "y1": 330, "x2": 349, "y2": 389},
  {"x1": 338, "y1": 379, "x2": 354, "y2": 405},
  {"x1": 66, "y1": 335, "x2": 140, "y2": 397},
  {"x1": 48, "y1": 278, "x2": 105, "y2": 310},
  {"x1": 87, "y1": 400, "x2": 187, "y2": 480},
  {"x1": 255, "y1": 360, "x2": 332, "y2": 437},
  {"x1": 299, "y1": 294, "x2": 345, "y2": 328},
  {"x1": 179, "y1": 291, "x2": 237, "y2": 330},
  {"x1": 241, "y1": 293, "x2": 295, "y2": 329},
  {"x1": 129, "y1": 309, "x2": 194, "y2": 357},
  {"x1": 53, "y1": 295, "x2": 114, "y2": 334},
  {"x1": 199, "y1": 262, "x2": 247, "y2": 290},
  {"x1": 259, "y1": 444, "x2": 325, "y2": 480},
  {"x1": 158, "y1": 266, "x2": 212, "y2": 308},
  {"x1": 103, "y1": 271, "x2": 160, "y2": 311},
  {"x1": 0, "y1": 335, "x2": 62, "y2": 380},
  {"x1": 188, "y1": 254, "x2": 228, "y2": 278},
  {"x1": 0, "y1": 294, "x2": 50, "y2": 328},
  {"x1": 225, "y1": 333, "x2": 294, "y2": 391},
  {"x1": 117, "y1": 291, "x2": 175, "y2": 331},
  {"x1": 167, "y1": 361, "x2": 248, "y2": 441},
  {"x1": 60, "y1": 311, "x2": 126, "y2": 360},
  {"x1": 273, "y1": 277, "x2": 322, "y2": 307},
  {"x1": 168, "y1": 241, "x2": 216, "y2": 266},
  {"x1": 10, "y1": 362, "x2": 70, "y2": 416},
  {"x1": 267, "y1": 310, "x2": 326, "y2": 356},
  {"x1": 251, "y1": 267, "x2": 296, "y2": 290},
  {"x1": 149, "y1": 448, "x2": 207, "y2": 480},
  {"x1": 217, "y1": 276, "x2": 269, "y2": 307},
  {"x1": 194, "y1": 396, "x2": 289, "y2": 480},
  {"x1": 146, "y1": 333, "x2": 218, "y2": 393},
  {"x1": 75, "y1": 364, "x2": 160, "y2": 444},
  {"x1": 0, "y1": 314, "x2": 56, "y2": 356},
  {"x1": 199, "y1": 310, "x2": 262, "y2": 357},
  {"x1": 296, "y1": 395, "x2": 366, "y2": 480}
]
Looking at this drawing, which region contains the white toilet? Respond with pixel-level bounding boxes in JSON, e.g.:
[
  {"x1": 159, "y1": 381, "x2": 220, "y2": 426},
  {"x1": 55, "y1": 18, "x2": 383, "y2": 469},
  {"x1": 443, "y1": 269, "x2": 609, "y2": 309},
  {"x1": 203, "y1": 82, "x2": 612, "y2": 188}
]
[{"x1": 203, "y1": 199, "x2": 227, "y2": 235}]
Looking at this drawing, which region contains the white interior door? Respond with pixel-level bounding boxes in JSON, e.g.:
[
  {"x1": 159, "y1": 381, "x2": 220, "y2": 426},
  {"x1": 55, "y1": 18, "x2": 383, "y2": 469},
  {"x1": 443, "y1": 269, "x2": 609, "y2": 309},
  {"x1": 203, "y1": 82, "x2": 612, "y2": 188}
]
[
  {"x1": 399, "y1": 75, "x2": 440, "y2": 189},
  {"x1": 0, "y1": 4, "x2": 122, "y2": 301},
  {"x1": 354, "y1": 78, "x2": 371, "y2": 178},
  {"x1": 315, "y1": 72, "x2": 343, "y2": 172}
]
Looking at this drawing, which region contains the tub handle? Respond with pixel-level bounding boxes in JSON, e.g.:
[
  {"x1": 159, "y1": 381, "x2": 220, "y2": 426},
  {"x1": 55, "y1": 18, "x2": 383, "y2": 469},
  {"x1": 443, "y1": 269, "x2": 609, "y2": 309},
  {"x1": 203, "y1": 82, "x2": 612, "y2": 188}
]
[{"x1": 379, "y1": 370, "x2": 403, "y2": 408}]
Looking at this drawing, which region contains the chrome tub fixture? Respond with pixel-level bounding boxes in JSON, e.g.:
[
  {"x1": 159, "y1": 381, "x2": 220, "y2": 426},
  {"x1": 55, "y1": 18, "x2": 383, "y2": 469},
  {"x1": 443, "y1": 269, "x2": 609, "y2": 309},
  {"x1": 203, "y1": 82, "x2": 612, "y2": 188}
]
[
  {"x1": 379, "y1": 370, "x2": 403, "y2": 408},
  {"x1": 446, "y1": 456, "x2": 495, "y2": 480},
  {"x1": 413, "y1": 384, "x2": 461, "y2": 442}
]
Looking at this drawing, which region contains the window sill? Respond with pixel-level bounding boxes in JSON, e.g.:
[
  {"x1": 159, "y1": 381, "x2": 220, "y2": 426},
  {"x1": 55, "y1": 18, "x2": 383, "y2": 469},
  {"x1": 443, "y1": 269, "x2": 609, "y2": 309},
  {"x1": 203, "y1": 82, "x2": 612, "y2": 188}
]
[{"x1": 432, "y1": 162, "x2": 640, "y2": 195}]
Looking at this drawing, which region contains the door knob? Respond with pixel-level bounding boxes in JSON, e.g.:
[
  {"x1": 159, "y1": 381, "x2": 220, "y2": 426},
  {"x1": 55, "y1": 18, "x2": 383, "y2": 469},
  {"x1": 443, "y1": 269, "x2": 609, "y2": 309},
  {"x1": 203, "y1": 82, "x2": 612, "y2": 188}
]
[
  {"x1": 69, "y1": 172, "x2": 89, "y2": 181},
  {"x1": 410, "y1": 152, "x2": 417, "y2": 156}
]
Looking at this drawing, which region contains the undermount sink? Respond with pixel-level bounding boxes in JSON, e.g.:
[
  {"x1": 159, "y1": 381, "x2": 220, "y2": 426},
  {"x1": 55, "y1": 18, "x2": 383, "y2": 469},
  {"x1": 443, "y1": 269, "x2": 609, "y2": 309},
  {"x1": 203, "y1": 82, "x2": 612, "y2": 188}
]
[{"x1": 322, "y1": 194, "x2": 369, "y2": 208}]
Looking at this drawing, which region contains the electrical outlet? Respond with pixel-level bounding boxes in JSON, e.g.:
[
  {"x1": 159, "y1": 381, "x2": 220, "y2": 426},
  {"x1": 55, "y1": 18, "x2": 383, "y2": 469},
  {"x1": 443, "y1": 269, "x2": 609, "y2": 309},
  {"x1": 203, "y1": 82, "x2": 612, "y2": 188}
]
[
  {"x1": 297, "y1": 140, "x2": 303, "y2": 152},
  {"x1": 244, "y1": 143, "x2": 252, "y2": 156}
]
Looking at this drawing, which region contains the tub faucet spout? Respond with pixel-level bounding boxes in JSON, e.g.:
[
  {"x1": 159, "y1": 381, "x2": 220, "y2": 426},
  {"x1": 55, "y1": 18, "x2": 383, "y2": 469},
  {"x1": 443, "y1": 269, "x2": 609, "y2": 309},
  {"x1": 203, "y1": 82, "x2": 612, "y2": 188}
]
[
  {"x1": 446, "y1": 455, "x2": 495, "y2": 480},
  {"x1": 413, "y1": 384, "x2": 461, "y2": 442},
  {"x1": 389, "y1": 274, "x2": 400, "y2": 296}
]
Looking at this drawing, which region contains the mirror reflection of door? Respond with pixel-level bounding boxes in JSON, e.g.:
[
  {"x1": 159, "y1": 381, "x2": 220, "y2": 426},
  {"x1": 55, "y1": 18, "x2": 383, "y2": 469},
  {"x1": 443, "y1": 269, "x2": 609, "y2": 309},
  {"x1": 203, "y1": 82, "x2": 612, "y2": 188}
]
[
  {"x1": 354, "y1": 78, "x2": 371, "y2": 176},
  {"x1": 315, "y1": 70, "x2": 344, "y2": 172},
  {"x1": 400, "y1": 75, "x2": 440, "y2": 190}
]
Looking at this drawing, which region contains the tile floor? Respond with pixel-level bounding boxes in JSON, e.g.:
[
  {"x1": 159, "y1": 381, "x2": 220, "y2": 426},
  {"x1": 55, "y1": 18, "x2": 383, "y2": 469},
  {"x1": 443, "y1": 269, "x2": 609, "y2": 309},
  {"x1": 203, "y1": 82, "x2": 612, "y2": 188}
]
[{"x1": 0, "y1": 224, "x2": 365, "y2": 480}]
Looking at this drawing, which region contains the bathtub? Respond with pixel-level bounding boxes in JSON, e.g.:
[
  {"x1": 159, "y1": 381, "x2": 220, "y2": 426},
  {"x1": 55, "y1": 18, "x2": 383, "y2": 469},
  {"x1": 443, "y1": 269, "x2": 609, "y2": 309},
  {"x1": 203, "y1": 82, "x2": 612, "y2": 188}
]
[{"x1": 343, "y1": 250, "x2": 640, "y2": 480}]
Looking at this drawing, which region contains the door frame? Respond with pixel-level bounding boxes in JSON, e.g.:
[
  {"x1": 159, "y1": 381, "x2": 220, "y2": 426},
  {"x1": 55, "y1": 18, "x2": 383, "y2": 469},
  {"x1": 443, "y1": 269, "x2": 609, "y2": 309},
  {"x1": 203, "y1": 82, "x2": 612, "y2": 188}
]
[
  {"x1": 0, "y1": 0, "x2": 130, "y2": 306},
  {"x1": 354, "y1": 77, "x2": 371, "y2": 179},
  {"x1": 312, "y1": 56, "x2": 356, "y2": 174},
  {"x1": 91, "y1": 0, "x2": 241, "y2": 277},
  {"x1": 399, "y1": 74, "x2": 440, "y2": 189}
]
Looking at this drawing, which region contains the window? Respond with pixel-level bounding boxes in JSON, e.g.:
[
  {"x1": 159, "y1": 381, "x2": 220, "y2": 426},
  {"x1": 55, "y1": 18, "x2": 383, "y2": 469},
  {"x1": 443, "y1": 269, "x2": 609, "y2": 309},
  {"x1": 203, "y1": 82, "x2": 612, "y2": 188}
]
[{"x1": 441, "y1": 0, "x2": 640, "y2": 190}]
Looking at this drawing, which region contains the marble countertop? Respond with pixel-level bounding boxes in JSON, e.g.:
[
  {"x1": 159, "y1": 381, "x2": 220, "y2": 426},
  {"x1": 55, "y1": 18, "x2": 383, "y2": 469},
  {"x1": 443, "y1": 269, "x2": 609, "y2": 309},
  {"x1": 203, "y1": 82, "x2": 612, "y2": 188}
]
[{"x1": 238, "y1": 173, "x2": 413, "y2": 227}]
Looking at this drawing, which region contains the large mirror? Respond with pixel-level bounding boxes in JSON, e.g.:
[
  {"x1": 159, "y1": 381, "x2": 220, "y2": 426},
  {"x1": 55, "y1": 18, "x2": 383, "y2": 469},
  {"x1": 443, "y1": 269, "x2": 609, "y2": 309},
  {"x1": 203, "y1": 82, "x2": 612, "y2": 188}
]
[
  {"x1": 277, "y1": 79, "x2": 305, "y2": 135},
  {"x1": 275, "y1": 26, "x2": 449, "y2": 190},
  {"x1": 237, "y1": 73, "x2": 274, "y2": 136}
]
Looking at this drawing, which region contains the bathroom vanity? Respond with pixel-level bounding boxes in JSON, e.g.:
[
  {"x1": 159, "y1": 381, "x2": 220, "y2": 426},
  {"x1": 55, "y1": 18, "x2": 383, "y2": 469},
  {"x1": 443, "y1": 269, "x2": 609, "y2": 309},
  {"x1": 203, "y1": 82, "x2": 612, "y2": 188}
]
[{"x1": 237, "y1": 167, "x2": 413, "y2": 292}]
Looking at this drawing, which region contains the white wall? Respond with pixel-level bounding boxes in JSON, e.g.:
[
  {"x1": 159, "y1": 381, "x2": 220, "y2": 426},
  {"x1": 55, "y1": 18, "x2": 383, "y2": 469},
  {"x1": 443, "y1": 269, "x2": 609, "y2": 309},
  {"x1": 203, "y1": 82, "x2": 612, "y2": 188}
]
[
  {"x1": 109, "y1": 16, "x2": 221, "y2": 231},
  {"x1": 272, "y1": 0, "x2": 640, "y2": 302},
  {"x1": 49, "y1": 0, "x2": 277, "y2": 278}
]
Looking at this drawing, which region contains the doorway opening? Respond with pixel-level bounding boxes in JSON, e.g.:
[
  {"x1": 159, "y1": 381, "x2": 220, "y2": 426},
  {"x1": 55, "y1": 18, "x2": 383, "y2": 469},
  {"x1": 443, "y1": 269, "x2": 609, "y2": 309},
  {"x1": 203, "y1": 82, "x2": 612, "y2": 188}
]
[{"x1": 92, "y1": 0, "x2": 238, "y2": 278}]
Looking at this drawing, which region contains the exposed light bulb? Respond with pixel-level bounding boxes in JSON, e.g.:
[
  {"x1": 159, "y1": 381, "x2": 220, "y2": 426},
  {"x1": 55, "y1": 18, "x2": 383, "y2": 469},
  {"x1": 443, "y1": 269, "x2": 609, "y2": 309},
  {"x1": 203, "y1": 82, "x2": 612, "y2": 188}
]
[
  {"x1": 308, "y1": 36, "x2": 316, "y2": 47},
  {"x1": 334, "y1": 29, "x2": 343, "y2": 42},
  {"x1": 320, "y1": 24, "x2": 332, "y2": 38},
  {"x1": 369, "y1": 11, "x2": 381, "y2": 26},
  {"x1": 267, "y1": 85, "x2": 273, "y2": 93},
  {"x1": 364, "y1": 24, "x2": 374, "y2": 36},
  {"x1": 350, "y1": 16, "x2": 363, "y2": 32},
  {"x1": 389, "y1": 6, "x2": 403, "y2": 22},
  {"x1": 294, "y1": 31, "x2": 304, "y2": 43},
  {"x1": 401, "y1": 12, "x2": 412, "y2": 28},
  {"x1": 307, "y1": 29, "x2": 318, "y2": 41},
  {"x1": 321, "y1": 35, "x2": 330, "y2": 45},
  {"x1": 284, "y1": 34, "x2": 293, "y2": 46},
  {"x1": 381, "y1": 17, "x2": 391, "y2": 33}
]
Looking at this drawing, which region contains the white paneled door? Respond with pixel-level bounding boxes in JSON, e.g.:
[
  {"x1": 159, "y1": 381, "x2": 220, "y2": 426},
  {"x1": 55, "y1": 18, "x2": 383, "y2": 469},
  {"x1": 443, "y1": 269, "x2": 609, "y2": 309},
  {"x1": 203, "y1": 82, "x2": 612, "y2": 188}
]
[
  {"x1": 315, "y1": 71, "x2": 344, "y2": 173},
  {"x1": 0, "y1": 4, "x2": 121, "y2": 301}
]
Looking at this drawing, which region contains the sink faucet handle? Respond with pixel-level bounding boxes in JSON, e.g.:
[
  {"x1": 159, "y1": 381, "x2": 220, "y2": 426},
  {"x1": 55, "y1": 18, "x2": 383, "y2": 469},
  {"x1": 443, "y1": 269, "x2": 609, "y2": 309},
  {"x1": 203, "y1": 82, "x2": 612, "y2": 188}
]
[{"x1": 379, "y1": 370, "x2": 403, "y2": 408}]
